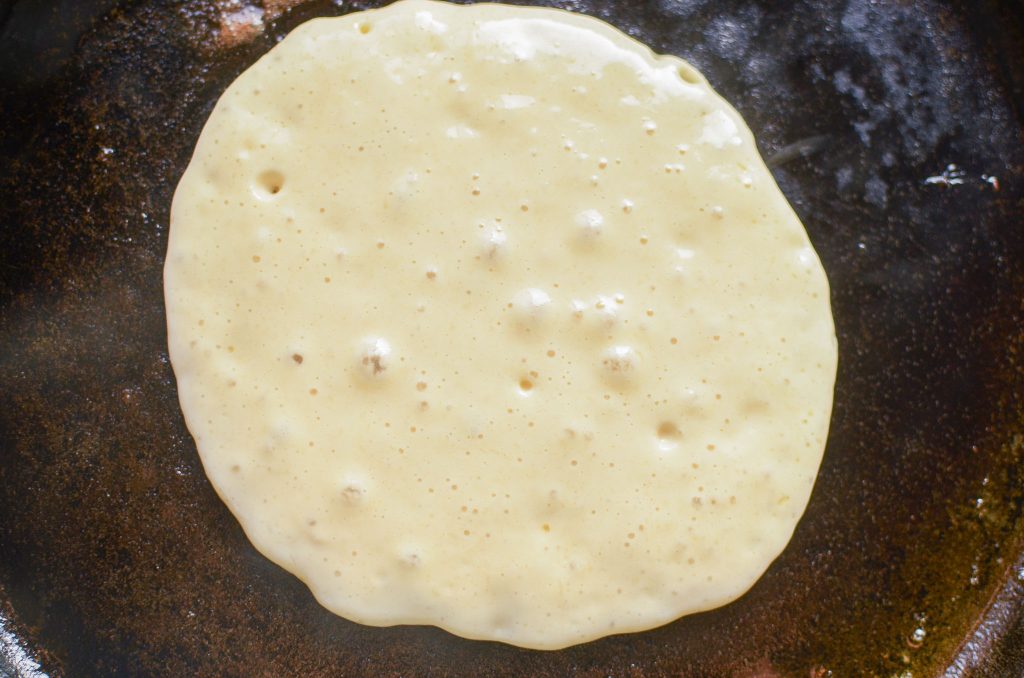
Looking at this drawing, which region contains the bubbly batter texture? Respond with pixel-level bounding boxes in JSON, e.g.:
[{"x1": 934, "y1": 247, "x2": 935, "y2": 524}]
[{"x1": 165, "y1": 0, "x2": 837, "y2": 649}]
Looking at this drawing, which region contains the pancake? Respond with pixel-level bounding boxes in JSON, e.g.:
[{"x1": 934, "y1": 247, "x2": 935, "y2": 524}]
[{"x1": 165, "y1": 0, "x2": 837, "y2": 649}]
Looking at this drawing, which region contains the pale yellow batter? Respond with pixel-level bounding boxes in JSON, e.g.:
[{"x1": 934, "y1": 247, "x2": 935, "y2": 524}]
[{"x1": 165, "y1": 0, "x2": 837, "y2": 649}]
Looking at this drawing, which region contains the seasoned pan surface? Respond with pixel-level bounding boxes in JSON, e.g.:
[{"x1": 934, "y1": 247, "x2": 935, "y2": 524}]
[{"x1": 1, "y1": 0, "x2": 1022, "y2": 675}]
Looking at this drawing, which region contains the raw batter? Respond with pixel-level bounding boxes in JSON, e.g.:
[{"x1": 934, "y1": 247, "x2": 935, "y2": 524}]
[{"x1": 165, "y1": 0, "x2": 837, "y2": 650}]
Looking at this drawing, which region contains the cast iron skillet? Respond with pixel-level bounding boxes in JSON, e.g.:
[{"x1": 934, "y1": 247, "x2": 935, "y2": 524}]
[{"x1": 1, "y1": 0, "x2": 1022, "y2": 675}]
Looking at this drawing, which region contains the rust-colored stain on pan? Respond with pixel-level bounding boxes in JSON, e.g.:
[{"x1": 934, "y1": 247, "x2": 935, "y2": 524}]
[{"x1": 1, "y1": 0, "x2": 1022, "y2": 675}]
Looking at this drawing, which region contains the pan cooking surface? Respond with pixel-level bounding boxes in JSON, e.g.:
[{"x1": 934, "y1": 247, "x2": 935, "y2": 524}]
[{"x1": 1, "y1": 0, "x2": 1022, "y2": 675}]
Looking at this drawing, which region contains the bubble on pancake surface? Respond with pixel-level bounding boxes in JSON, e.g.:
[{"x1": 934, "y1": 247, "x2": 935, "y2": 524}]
[{"x1": 358, "y1": 337, "x2": 393, "y2": 379}]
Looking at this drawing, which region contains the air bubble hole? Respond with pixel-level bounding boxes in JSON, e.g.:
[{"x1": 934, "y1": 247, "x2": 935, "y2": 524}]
[
  {"x1": 256, "y1": 169, "x2": 285, "y2": 198},
  {"x1": 657, "y1": 421, "x2": 682, "y2": 449},
  {"x1": 677, "y1": 64, "x2": 701, "y2": 85}
]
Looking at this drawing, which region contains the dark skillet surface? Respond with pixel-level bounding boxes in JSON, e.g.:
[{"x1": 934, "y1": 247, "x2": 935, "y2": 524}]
[{"x1": 1, "y1": 0, "x2": 1022, "y2": 675}]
